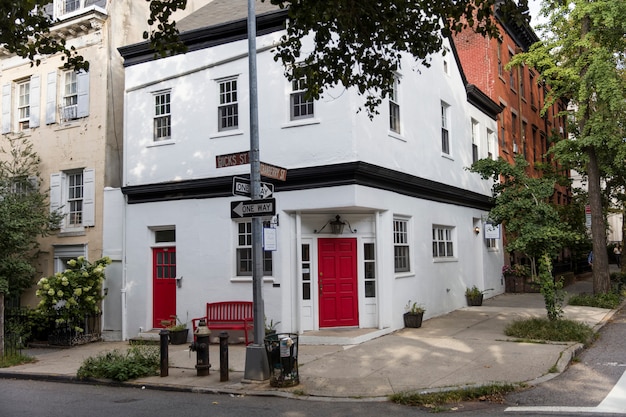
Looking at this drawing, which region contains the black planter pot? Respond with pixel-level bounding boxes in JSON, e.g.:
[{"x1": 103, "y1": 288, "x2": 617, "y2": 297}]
[
  {"x1": 403, "y1": 312, "x2": 424, "y2": 328},
  {"x1": 466, "y1": 294, "x2": 484, "y2": 306},
  {"x1": 168, "y1": 329, "x2": 189, "y2": 345}
]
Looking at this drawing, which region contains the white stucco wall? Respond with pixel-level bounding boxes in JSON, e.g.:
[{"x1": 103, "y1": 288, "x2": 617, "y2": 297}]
[{"x1": 119, "y1": 26, "x2": 503, "y2": 338}]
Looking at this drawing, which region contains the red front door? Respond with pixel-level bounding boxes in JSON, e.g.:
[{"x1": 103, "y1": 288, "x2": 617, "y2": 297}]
[
  {"x1": 318, "y1": 238, "x2": 358, "y2": 328},
  {"x1": 152, "y1": 247, "x2": 177, "y2": 328}
]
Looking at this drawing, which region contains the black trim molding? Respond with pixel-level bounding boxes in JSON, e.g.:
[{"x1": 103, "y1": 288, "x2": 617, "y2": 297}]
[{"x1": 122, "y1": 162, "x2": 494, "y2": 211}]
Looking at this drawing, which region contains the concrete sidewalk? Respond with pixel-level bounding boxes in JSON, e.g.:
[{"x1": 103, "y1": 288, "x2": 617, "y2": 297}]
[{"x1": 0, "y1": 274, "x2": 619, "y2": 400}]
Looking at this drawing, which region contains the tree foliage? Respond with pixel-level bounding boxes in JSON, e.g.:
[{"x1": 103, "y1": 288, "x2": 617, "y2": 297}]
[
  {"x1": 510, "y1": 0, "x2": 626, "y2": 294},
  {"x1": 0, "y1": 136, "x2": 61, "y2": 297},
  {"x1": 0, "y1": 0, "x2": 88, "y2": 70},
  {"x1": 268, "y1": 0, "x2": 528, "y2": 116},
  {"x1": 470, "y1": 156, "x2": 582, "y2": 320}
]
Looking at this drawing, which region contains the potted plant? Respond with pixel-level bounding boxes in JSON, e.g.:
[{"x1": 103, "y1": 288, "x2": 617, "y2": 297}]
[
  {"x1": 161, "y1": 315, "x2": 189, "y2": 345},
  {"x1": 264, "y1": 317, "x2": 281, "y2": 339},
  {"x1": 403, "y1": 301, "x2": 425, "y2": 328},
  {"x1": 465, "y1": 286, "x2": 493, "y2": 306}
]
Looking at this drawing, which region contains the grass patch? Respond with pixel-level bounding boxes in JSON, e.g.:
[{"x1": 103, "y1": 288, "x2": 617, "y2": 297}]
[
  {"x1": 0, "y1": 353, "x2": 36, "y2": 368},
  {"x1": 77, "y1": 344, "x2": 160, "y2": 382},
  {"x1": 504, "y1": 318, "x2": 593, "y2": 344},
  {"x1": 390, "y1": 383, "x2": 519, "y2": 408},
  {"x1": 568, "y1": 292, "x2": 622, "y2": 309}
]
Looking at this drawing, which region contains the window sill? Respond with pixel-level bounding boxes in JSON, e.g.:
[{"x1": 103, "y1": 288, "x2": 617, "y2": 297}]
[
  {"x1": 230, "y1": 276, "x2": 275, "y2": 283},
  {"x1": 147, "y1": 139, "x2": 176, "y2": 148},
  {"x1": 281, "y1": 118, "x2": 320, "y2": 129},
  {"x1": 57, "y1": 229, "x2": 86, "y2": 237},
  {"x1": 441, "y1": 152, "x2": 454, "y2": 161},
  {"x1": 388, "y1": 130, "x2": 406, "y2": 142},
  {"x1": 394, "y1": 272, "x2": 414, "y2": 279},
  {"x1": 433, "y1": 257, "x2": 458, "y2": 263},
  {"x1": 210, "y1": 129, "x2": 244, "y2": 139}
]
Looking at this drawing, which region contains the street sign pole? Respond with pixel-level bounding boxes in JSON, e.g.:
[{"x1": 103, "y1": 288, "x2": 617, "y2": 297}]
[{"x1": 243, "y1": 0, "x2": 269, "y2": 381}]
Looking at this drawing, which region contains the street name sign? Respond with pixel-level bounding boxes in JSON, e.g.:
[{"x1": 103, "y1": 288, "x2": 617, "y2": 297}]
[
  {"x1": 232, "y1": 177, "x2": 274, "y2": 199},
  {"x1": 231, "y1": 198, "x2": 276, "y2": 218},
  {"x1": 216, "y1": 151, "x2": 287, "y2": 181}
]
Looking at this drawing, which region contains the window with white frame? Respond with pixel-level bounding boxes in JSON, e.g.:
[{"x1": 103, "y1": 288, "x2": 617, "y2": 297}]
[
  {"x1": 393, "y1": 218, "x2": 410, "y2": 272},
  {"x1": 432, "y1": 225, "x2": 454, "y2": 258},
  {"x1": 389, "y1": 77, "x2": 400, "y2": 134},
  {"x1": 2, "y1": 75, "x2": 41, "y2": 134},
  {"x1": 153, "y1": 90, "x2": 171, "y2": 141},
  {"x1": 50, "y1": 168, "x2": 95, "y2": 231},
  {"x1": 17, "y1": 80, "x2": 30, "y2": 131},
  {"x1": 471, "y1": 119, "x2": 479, "y2": 163},
  {"x1": 364, "y1": 243, "x2": 376, "y2": 297},
  {"x1": 236, "y1": 220, "x2": 272, "y2": 276},
  {"x1": 301, "y1": 243, "x2": 311, "y2": 300},
  {"x1": 486, "y1": 237, "x2": 497, "y2": 249},
  {"x1": 218, "y1": 78, "x2": 238, "y2": 131},
  {"x1": 61, "y1": 71, "x2": 78, "y2": 121},
  {"x1": 290, "y1": 76, "x2": 314, "y2": 120},
  {"x1": 441, "y1": 102, "x2": 450, "y2": 154},
  {"x1": 487, "y1": 128, "x2": 495, "y2": 160}
]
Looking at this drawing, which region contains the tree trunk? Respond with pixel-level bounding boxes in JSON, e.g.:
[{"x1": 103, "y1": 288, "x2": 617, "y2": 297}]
[
  {"x1": 587, "y1": 147, "x2": 611, "y2": 294},
  {"x1": 622, "y1": 207, "x2": 625, "y2": 273},
  {"x1": 0, "y1": 292, "x2": 4, "y2": 357}
]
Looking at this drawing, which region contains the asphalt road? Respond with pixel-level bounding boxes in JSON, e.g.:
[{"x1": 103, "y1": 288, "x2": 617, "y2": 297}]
[{"x1": 505, "y1": 304, "x2": 626, "y2": 415}]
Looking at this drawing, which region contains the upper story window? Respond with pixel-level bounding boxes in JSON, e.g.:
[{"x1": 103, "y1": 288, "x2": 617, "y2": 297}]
[
  {"x1": 487, "y1": 128, "x2": 495, "y2": 160},
  {"x1": 53, "y1": 0, "x2": 103, "y2": 19},
  {"x1": 509, "y1": 52, "x2": 516, "y2": 91},
  {"x1": 50, "y1": 168, "x2": 95, "y2": 232},
  {"x1": 511, "y1": 112, "x2": 518, "y2": 153},
  {"x1": 64, "y1": 0, "x2": 80, "y2": 13},
  {"x1": 497, "y1": 40, "x2": 503, "y2": 77},
  {"x1": 218, "y1": 78, "x2": 238, "y2": 131},
  {"x1": 1, "y1": 75, "x2": 41, "y2": 134},
  {"x1": 471, "y1": 119, "x2": 479, "y2": 164},
  {"x1": 17, "y1": 80, "x2": 31, "y2": 131},
  {"x1": 389, "y1": 77, "x2": 400, "y2": 134},
  {"x1": 393, "y1": 218, "x2": 410, "y2": 273},
  {"x1": 441, "y1": 101, "x2": 450, "y2": 154},
  {"x1": 153, "y1": 90, "x2": 171, "y2": 141},
  {"x1": 290, "y1": 76, "x2": 314, "y2": 120}
]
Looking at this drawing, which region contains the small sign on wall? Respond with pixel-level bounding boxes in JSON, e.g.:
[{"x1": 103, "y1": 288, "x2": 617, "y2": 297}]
[
  {"x1": 484, "y1": 222, "x2": 501, "y2": 239},
  {"x1": 263, "y1": 227, "x2": 277, "y2": 251}
]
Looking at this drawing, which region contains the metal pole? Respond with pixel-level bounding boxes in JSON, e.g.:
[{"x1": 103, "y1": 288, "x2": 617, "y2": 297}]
[
  {"x1": 159, "y1": 329, "x2": 169, "y2": 377},
  {"x1": 243, "y1": 0, "x2": 270, "y2": 381}
]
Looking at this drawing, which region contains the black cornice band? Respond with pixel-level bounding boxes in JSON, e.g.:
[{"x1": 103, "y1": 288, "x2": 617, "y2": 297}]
[{"x1": 122, "y1": 162, "x2": 494, "y2": 211}]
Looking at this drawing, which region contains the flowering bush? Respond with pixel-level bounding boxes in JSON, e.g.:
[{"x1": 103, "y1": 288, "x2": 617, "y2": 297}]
[
  {"x1": 502, "y1": 264, "x2": 529, "y2": 277},
  {"x1": 36, "y1": 256, "x2": 111, "y2": 333}
]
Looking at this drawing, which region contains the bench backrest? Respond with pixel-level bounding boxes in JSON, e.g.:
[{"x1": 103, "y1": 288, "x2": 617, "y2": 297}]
[{"x1": 206, "y1": 301, "x2": 253, "y2": 322}]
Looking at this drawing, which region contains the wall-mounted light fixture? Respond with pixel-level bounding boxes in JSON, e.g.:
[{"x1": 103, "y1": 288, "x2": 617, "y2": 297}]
[
  {"x1": 474, "y1": 226, "x2": 480, "y2": 235},
  {"x1": 314, "y1": 215, "x2": 356, "y2": 235}
]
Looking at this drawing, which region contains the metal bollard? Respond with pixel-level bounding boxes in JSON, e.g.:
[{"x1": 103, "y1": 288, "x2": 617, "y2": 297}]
[
  {"x1": 219, "y1": 331, "x2": 229, "y2": 382},
  {"x1": 159, "y1": 329, "x2": 169, "y2": 377}
]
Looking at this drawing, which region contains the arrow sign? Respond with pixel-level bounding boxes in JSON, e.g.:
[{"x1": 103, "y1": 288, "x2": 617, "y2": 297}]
[
  {"x1": 231, "y1": 198, "x2": 276, "y2": 218},
  {"x1": 232, "y1": 177, "x2": 274, "y2": 199}
]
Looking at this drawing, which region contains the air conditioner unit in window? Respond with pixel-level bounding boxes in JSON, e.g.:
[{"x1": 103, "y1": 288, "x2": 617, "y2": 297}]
[{"x1": 60, "y1": 105, "x2": 78, "y2": 122}]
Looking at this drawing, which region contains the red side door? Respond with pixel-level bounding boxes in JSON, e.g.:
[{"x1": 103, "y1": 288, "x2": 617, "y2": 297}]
[
  {"x1": 152, "y1": 247, "x2": 177, "y2": 328},
  {"x1": 318, "y1": 238, "x2": 359, "y2": 327}
]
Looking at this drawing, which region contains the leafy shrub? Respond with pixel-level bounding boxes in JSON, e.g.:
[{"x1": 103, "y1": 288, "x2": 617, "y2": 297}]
[
  {"x1": 569, "y1": 292, "x2": 622, "y2": 309},
  {"x1": 77, "y1": 344, "x2": 160, "y2": 382},
  {"x1": 36, "y1": 256, "x2": 111, "y2": 333},
  {"x1": 504, "y1": 318, "x2": 593, "y2": 344}
]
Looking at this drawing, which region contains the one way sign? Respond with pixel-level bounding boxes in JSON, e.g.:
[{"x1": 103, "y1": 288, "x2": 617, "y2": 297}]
[
  {"x1": 230, "y1": 198, "x2": 276, "y2": 218},
  {"x1": 232, "y1": 177, "x2": 274, "y2": 199}
]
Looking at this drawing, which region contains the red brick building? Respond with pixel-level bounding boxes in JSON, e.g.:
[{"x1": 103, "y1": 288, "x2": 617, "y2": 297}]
[{"x1": 452, "y1": 5, "x2": 572, "y2": 268}]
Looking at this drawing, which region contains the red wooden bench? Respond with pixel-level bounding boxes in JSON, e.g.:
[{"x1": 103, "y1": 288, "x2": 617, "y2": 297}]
[{"x1": 192, "y1": 301, "x2": 254, "y2": 345}]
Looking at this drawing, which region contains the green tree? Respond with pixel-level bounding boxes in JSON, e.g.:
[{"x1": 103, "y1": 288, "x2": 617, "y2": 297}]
[
  {"x1": 0, "y1": 136, "x2": 61, "y2": 355},
  {"x1": 510, "y1": 0, "x2": 626, "y2": 294},
  {"x1": 470, "y1": 156, "x2": 582, "y2": 320},
  {"x1": 2, "y1": 1, "x2": 529, "y2": 115}
]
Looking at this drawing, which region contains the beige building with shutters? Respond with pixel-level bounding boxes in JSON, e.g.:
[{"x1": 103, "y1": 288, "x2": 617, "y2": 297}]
[{"x1": 0, "y1": 0, "x2": 210, "y2": 340}]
